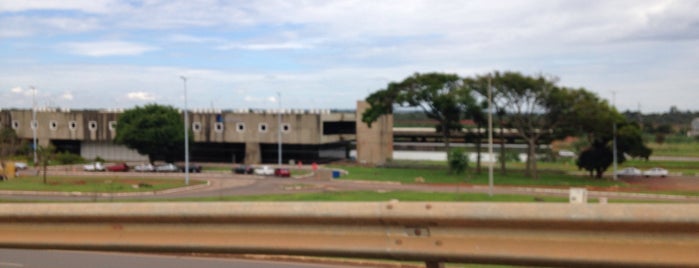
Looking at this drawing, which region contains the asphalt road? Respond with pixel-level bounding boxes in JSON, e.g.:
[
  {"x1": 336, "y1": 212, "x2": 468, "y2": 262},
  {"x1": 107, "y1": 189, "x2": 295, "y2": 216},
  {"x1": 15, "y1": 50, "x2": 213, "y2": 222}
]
[
  {"x1": 2, "y1": 170, "x2": 699, "y2": 202},
  {"x1": 0, "y1": 249, "x2": 356, "y2": 268}
]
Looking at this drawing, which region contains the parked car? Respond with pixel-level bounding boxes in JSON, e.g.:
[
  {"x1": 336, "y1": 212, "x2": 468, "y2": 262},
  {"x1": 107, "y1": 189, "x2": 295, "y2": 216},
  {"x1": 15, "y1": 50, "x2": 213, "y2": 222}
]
[
  {"x1": 643, "y1": 167, "x2": 668, "y2": 178},
  {"x1": 14, "y1": 162, "x2": 27, "y2": 170},
  {"x1": 615, "y1": 167, "x2": 642, "y2": 176},
  {"x1": 83, "y1": 162, "x2": 105, "y2": 172},
  {"x1": 254, "y1": 165, "x2": 274, "y2": 176},
  {"x1": 233, "y1": 165, "x2": 254, "y2": 174},
  {"x1": 180, "y1": 164, "x2": 202, "y2": 173},
  {"x1": 274, "y1": 168, "x2": 291, "y2": 178},
  {"x1": 134, "y1": 163, "x2": 155, "y2": 172},
  {"x1": 155, "y1": 163, "x2": 180, "y2": 172},
  {"x1": 106, "y1": 162, "x2": 129, "y2": 172}
]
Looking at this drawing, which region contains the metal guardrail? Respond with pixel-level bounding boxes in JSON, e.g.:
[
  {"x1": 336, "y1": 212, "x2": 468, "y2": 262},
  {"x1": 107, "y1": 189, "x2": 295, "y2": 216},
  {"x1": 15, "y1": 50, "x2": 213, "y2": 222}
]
[{"x1": 1, "y1": 202, "x2": 699, "y2": 267}]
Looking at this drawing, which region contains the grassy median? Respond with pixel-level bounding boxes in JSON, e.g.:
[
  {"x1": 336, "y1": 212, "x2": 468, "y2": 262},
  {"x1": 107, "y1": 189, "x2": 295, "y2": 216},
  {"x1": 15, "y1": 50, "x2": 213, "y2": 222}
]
[{"x1": 0, "y1": 176, "x2": 203, "y2": 193}]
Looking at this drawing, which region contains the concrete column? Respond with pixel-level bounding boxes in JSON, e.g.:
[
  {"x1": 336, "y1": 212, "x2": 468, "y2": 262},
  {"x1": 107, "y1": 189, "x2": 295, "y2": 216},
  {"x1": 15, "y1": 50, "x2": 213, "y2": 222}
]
[
  {"x1": 355, "y1": 101, "x2": 393, "y2": 166},
  {"x1": 244, "y1": 142, "x2": 261, "y2": 165}
]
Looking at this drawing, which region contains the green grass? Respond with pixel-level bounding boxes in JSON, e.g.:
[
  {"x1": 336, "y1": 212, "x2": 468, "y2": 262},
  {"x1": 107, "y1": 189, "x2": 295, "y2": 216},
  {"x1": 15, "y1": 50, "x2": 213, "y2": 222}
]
[
  {"x1": 621, "y1": 159, "x2": 699, "y2": 175},
  {"x1": 647, "y1": 142, "x2": 699, "y2": 157},
  {"x1": 143, "y1": 191, "x2": 571, "y2": 202},
  {"x1": 333, "y1": 165, "x2": 624, "y2": 188},
  {"x1": 0, "y1": 176, "x2": 202, "y2": 193}
]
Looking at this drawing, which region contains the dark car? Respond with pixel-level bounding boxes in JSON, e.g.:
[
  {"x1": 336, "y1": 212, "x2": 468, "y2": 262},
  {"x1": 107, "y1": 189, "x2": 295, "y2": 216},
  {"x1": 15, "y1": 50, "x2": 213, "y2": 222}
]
[
  {"x1": 274, "y1": 168, "x2": 291, "y2": 178},
  {"x1": 106, "y1": 162, "x2": 129, "y2": 172},
  {"x1": 233, "y1": 165, "x2": 254, "y2": 174},
  {"x1": 180, "y1": 165, "x2": 202, "y2": 173}
]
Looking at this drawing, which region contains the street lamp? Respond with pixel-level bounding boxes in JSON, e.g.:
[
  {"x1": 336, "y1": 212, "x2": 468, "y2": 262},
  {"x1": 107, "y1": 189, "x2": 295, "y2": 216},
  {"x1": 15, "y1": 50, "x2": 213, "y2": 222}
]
[
  {"x1": 180, "y1": 76, "x2": 190, "y2": 185},
  {"x1": 612, "y1": 91, "x2": 618, "y2": 181},
  {"x1": 487, "y1": 76, "x2": 494, "y2": 197},
  {"x1": 277, "y1": 92, "x2": 282, "y2": 167},
  {"x1": 30, "y1": 86, "x2": 38, "y2": 166}
]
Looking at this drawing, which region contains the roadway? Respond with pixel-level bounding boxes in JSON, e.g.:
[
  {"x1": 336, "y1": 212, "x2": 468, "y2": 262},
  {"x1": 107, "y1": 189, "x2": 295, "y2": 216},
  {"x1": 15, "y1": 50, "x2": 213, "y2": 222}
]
[
  {"x1": 0, "y1": 249, "x2": 356, "y2": 268},
  {"x1": 2, "y1": 170, "x2": 699, "y2": 203}
]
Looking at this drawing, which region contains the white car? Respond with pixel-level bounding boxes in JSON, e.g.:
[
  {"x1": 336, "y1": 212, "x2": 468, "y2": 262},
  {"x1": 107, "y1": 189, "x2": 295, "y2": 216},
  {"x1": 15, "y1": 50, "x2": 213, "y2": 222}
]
[
  {"x1": 83, "y1": 162, "x2": 105, "y2": 172},
  {"x1": 254, "y1": 165, "x2": 274, "y2": 176},
  {"x1": 643, "y1": 167, "x2": 668, "y2": 178},
  {"x1": 134, "y1": 163, "x2": 155, "y2": 172},
  {"x1": 155, "y1": 163, "x2": 180, "y2": 172},
  {"x1": 14, "y1": 162, "x2": 27, "y2": 170},
  {"x1": 615, "y1": 167, "x2": 642, "y2": 176}
]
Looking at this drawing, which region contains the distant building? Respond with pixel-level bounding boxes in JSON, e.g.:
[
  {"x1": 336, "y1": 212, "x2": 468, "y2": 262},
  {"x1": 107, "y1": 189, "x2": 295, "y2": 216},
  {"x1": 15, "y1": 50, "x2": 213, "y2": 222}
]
[{"x1": 689, "y1": 118, "x2": 699, "y2": 137}]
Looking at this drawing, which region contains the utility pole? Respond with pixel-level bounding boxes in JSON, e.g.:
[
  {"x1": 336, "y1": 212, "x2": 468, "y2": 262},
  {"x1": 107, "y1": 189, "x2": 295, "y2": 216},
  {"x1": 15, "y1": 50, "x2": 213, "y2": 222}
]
[
  {"x1": 277, "y1": 92, "x2": 282, "y2": 167},
  {"x1": 612, "y1": 91, "x2": 617, "y2": 181},
  {"x1": 487, "y1": 76, "x2": 494, "y2": 196},
  {"x1": 180, "y1": 76, "x2": 189, "y2": 185},
  {"x1": 31, "y1": 86, "x2": 37, "y2": 166}
]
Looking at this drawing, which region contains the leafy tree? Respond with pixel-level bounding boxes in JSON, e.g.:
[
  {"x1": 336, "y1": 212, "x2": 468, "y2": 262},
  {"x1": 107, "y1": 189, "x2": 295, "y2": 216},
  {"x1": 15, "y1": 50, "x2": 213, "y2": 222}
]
[
  {"x1": 0, "y1": 128, "x2": 22, "y2": 165},
  {"x1": 568, "y1": 90, "x2": 651, "y2": 178},
  {"x1": 464, "y1": 74, "x2": 513, "y2": 174},
  {"x1": 37, "y1": 145, "x2": 55, "y2": 184},
  {"x1": 488, "y1": 72, "x2": 577, "y2": 178},
  {"x1": 576, "y1": 141, "x2": 613, "y2": 178},
  {"x1": 363, "y1": 72, "x2": 478, "y2": 152},
  {"x1": 114, "y1": 104, "x2": 187, "y2": 163}
]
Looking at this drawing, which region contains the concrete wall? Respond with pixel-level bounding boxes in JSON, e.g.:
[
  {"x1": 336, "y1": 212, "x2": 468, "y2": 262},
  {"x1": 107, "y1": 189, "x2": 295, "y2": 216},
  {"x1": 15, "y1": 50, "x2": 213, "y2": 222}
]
[{"x1": 355, "y1": 101, "x2": 393, "y2": 165}]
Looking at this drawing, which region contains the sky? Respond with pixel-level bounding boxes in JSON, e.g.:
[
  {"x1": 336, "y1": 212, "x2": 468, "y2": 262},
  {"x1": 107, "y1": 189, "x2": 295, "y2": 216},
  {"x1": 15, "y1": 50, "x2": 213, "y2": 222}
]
[{"x1": 1, "y1": 0, "x2": 698, "y2": 113}]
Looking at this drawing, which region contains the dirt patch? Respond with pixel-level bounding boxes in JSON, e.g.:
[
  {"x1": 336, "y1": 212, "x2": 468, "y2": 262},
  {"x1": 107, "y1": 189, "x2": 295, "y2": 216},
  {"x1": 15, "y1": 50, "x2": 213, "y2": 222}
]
[{"x1": 619, "y1": 176, "x2": 699, "y2": 192}]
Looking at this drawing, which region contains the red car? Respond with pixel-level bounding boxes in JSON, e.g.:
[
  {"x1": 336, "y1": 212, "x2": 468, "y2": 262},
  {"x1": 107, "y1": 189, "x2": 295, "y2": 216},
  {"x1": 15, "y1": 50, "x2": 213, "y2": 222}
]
[
  {"x1": 106, "y1": 163, "x2": 129, "y2": 172},
  {"x1": 274, "y1": 168, "x2": 291, "y2": 178}
]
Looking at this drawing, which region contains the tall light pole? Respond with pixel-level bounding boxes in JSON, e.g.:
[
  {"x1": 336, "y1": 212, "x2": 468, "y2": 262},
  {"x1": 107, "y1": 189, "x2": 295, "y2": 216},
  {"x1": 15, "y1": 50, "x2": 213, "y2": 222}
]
[
  {"x1": 277, "y1": 92, "x2": 282, "y2": 167},
  {"x1": 612, "y1": 91, "x2": 618, "y2": 181},
  {"x1": 180, "y1": 76, "x2": 190, "y2": 185},
  {"x1": 31, "y1": 86, "x2": 37, "y2": 166},
  {"x1": 487, "y1": 76, "x2": 494, "y2": 197}
]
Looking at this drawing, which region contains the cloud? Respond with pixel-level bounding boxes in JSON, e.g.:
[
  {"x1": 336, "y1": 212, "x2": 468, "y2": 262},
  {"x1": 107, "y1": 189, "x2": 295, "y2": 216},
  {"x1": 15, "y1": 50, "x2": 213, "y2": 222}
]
[
  {"x1": 0, "y1": 0, "x2": 120, "y2": 13},
  {"x1": 61, "y1": 92, "x2": 74, "y2": 100},
  {"x1": 127, "y1": 92, "x2": 155, "y2": 101},
  {"x1": 217, "y1": 41, "x2": 313, "y2": 51},
  {"x1": 10, "y1": 87, "x2": 23, "y2": 94},
  {"x1": 62, "y1": 41, "x2": 158, "y2": 57}
]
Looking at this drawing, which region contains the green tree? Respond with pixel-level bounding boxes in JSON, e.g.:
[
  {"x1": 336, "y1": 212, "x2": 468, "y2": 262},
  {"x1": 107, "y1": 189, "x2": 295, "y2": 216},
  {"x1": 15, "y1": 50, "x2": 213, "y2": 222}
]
[
  {"x1": 0, "y1": 128, "x2": 22, "y2": 165},
  {"x1": 567, "y1": 90, "x2": 652, "y2": 178},
  {"x1": 114, "y1": 104, "x2": 187, "y2": 163},
  {"x1": 363, "y1": 72, "x2": 478, "y2": 152},
  {"x1": 37, "y1": 145, "x2": 55, "y2": 184},
  {"x1": 488, "y1": 72, "x2": 577, "y2": 178}
]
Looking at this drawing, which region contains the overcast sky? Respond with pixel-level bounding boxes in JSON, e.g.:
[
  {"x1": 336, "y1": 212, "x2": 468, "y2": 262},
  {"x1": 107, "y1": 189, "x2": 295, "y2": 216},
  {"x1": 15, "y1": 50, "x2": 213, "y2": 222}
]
[{"x1": 1, "y1": 0, "x2": 698, "y2": 113}]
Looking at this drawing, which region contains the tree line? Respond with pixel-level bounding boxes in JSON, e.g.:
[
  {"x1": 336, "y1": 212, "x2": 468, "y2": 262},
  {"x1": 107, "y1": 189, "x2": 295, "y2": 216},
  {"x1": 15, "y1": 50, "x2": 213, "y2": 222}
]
[{"x1": 362, "y1": 71, "x2": 651, "y2": 179}]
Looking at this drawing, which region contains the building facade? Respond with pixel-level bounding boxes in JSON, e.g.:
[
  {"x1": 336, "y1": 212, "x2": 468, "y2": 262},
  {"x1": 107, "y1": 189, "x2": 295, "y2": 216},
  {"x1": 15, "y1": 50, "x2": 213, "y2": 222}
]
[{"x1": 0, "y1": 108, "x2": 356, "y2": 164}]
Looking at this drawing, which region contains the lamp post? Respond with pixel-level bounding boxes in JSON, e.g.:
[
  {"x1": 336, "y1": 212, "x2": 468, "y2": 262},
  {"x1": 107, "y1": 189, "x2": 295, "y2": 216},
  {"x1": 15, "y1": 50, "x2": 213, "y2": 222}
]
[
  {"x1": 31, "y1": 86, "x2": 37, "y2": 166},
  {"x1": 277, "y1": 92, "x2": 282, "y2": 167},
  {"x1": 487, "y1": 76, "x2": 494, "y2": 197},
  {"x1": 180, "y1": 76, "x2": 189, "y2": 185},
  {"x1": 612, "y1": 91, "x2": 617, "y2": 181}
]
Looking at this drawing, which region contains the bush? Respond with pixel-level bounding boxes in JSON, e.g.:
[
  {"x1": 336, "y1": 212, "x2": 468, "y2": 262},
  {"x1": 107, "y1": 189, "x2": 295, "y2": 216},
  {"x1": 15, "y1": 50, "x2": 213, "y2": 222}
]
[
  {"x1": 94, "y1": 156, "x2": 105, "y2": 163},
  {"x1": 54, "y1": 152, "x2": 84, "y2": 165},
  {"x1": 448, "y1": 148, "x2": 468, "y2": 174}
]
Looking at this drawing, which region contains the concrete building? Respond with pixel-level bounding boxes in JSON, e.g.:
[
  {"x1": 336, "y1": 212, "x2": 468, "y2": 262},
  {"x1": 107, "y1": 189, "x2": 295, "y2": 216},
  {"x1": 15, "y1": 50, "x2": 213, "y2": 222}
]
[
  {"x1": 688, "y1": 118, "x2": 699, "y2": 137},
  {"x1": 0, "y1": 108, "x2": 356, "y2": 164}
]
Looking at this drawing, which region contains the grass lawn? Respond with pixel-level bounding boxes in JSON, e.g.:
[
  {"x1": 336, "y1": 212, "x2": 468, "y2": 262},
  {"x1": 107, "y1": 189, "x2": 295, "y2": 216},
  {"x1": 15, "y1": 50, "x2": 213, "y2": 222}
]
[
  {"x1": 621, "y1": 159, "x2": 699, "y2": 175},
  {"x1": 0, "y1": 176, "x2": 202, "y2": 193},
  {"x1": 145, "y1": 191, "x2": 571, "y2": 202},
  {"x1": 332, "y1": 165, "x2": 624, "y2": 188}
]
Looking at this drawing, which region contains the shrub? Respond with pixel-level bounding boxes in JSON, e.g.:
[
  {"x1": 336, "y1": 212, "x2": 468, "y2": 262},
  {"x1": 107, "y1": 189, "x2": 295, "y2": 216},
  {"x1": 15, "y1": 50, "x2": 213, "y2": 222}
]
[
  {"x1": 54, "y1": 152, "x2": 84, "y2": 165},
  {"x1": 447, "y1": 148, "x2": 468, "y2": 174}
]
